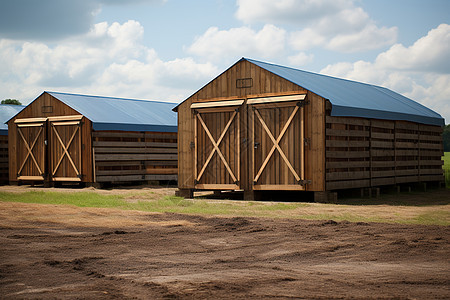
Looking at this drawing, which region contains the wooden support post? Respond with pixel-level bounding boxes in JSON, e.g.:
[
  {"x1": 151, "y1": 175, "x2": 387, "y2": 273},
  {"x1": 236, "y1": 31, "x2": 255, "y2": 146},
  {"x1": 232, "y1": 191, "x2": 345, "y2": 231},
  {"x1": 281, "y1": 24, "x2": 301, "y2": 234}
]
[
  {"x1": 176, "y1": 189, "x2": 194, "y2": 198},
  {"x1": 87, "y1": 182, "x2": 102, "y2": 189},
  {"x1": 396, "y1": 185, "x2": 401, "y2": 194},
  {"x1": 374, "y1": 187, "x2": 380, "y2": 198},
  {"x1": 314, "y1": 191, "x2": 329, "y2": 203},
  {"x1": 422, "y1": 182, "x2": 427, "y2": 192},
  {"x1": 244, "y1": 190, "x2": 261, "y2": 201}
]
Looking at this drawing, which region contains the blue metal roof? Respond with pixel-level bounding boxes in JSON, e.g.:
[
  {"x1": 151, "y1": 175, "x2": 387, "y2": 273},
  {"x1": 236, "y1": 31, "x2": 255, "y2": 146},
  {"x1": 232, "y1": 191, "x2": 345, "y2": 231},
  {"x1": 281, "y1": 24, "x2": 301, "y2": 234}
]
[
  {"x1": 46, "y1": 92, "x2": 177, "y2": 132},
  {"x1": 0, "y1": 104, "x2": 25, "y2": 135},
  {"x1": 245, "y1": 58, "x2": 445, "y2": 126}
]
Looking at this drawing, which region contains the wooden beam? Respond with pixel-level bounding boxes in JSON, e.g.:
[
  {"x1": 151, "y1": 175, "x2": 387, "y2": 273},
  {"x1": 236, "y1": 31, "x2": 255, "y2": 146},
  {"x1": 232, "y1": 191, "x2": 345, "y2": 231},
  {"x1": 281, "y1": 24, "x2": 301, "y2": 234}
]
[
  {"x1": 253, "y1": 184, "x2": 305, "y2": 191},
  {"x1": 191, "y1": 99, "x2": 244, "y2": 109},
  {"x1": 194, "y1": 184, "x2": 239, "y2": 190},
  {"x1": 247, "y1": 94, "x2": 306, "y2": 105}
]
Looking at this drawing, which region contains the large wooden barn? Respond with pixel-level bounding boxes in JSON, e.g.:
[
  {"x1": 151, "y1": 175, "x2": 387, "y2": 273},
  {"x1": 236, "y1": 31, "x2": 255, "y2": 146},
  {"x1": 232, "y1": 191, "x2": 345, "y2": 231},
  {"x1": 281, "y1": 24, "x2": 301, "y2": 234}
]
[
  {"x1": 7, "y1": 92, "x2": 177, "y2": 186},
  {"x1": 174, "y1": 58, "x2": 445, "y2": 200},
  {"x1": 1, "y1": 104, "x2": 25, "y2": 184}
]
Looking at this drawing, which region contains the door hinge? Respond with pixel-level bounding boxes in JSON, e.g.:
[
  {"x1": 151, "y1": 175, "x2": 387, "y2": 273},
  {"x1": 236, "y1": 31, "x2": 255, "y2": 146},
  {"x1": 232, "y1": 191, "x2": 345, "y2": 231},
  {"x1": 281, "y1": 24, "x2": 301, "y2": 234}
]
[
  {"x1": 298, "y1": 179, "x2": 311, "y2": 185},
  {"x1": 304, "y1": 138, "x2": 310, "y2": 147},
  {"x1": 297, "y1": 100, "x2": 309, "y2": 107},
  {"x1": 190, "y1": 142, "x2": 195, "y2": 149}
]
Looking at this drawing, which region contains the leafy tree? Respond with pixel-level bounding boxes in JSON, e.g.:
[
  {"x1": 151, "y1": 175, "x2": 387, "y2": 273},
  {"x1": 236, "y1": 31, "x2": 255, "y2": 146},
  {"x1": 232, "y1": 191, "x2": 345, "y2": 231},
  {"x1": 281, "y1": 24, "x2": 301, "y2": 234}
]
[
  {"x1": 443, "y1": 124, "x2": 450, "y2": 152},
  {"x1": 1, "y1": 99, "x2": 22, "y2": 105}
]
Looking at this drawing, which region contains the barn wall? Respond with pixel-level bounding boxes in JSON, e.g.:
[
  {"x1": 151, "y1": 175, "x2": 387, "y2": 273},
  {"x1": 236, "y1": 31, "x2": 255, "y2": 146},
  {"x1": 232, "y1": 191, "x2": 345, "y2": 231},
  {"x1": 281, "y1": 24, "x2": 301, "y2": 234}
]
[
  {"x1": 93, "y1": 131, "x2": 177, "y2": 183},
  {"x1": 325, "y1": 116, "x2": 444, "y2": 190},
  {"x1": 177, "y1": 59, "x2": 325, "y2": 192},
  {"x1": 0, "y1": 134, "x2": 8, "y2": 183},
  {"x1": 304, "y1": 92, "x2": 325, "y2": 191},
  {"x1": 8, "y1": 92, "x2": 93, "y2": 183}
]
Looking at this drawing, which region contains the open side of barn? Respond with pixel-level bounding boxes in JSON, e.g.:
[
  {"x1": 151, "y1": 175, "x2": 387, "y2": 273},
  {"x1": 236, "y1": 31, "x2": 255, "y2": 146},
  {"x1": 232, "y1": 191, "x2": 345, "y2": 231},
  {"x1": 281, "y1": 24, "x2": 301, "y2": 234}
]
[
  {"x1": 174, "y1": 58, "x2": 444, "y2": 200},
  {"x1": 7, "y1": 92, "x2": 177, "y2": 186}
]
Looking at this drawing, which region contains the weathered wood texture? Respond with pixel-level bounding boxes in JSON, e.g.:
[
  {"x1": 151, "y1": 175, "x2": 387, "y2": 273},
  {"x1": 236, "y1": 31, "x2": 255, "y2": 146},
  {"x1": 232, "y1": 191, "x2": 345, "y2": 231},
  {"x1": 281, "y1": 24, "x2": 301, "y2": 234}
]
[
  {"x1": 8, "y1": 92, "x2": 176, "y2": 186},
  {"x1": 8, "y1": 93, "x2": 93, "y2": 184},
  {"x1": 93, "y1": 131, "x2": 177, "y2": 183},
  {"x1": 176, "y1": 59, "x2": 328, "y2": 193},
  {"x1": 325, "y1": 116, "x2": 444, "y2": 190},
  {"x1": 0, "y1": 135, "x2": 8, "y2": 184}
]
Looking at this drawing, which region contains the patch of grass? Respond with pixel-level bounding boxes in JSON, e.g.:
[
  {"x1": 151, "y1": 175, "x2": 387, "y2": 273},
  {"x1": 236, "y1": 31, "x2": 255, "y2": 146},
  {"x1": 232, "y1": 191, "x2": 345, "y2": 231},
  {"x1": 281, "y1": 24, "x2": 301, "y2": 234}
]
[
  {"x1": 0, "y1": 191, "x2": 127, "y2": 208},
  {"x1": 444, "y1": 152, "x2": 450, "y2": 188},
  {"x1": 0, "y1": 191, "x2": 449, "y2": 225}
]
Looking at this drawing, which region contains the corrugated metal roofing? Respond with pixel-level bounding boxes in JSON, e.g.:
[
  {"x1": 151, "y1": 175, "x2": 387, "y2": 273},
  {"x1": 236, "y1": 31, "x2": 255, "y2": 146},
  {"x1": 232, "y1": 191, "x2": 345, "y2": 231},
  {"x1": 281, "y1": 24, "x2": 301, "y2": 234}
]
[
  {"x1": 0, "y1": 104, "x2": 25, "y2": 135},
  {"x1": 46, "y1": 92, "x2": 177, "y2": 132},
  {"x1": 245, "y1": 58, "x2": 444, "y2": 126}
]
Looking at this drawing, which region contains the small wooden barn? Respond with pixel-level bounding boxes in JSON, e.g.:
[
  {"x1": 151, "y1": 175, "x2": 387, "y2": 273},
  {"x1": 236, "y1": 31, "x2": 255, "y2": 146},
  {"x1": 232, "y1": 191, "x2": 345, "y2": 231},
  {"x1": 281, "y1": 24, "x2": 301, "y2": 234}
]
[
  {"x1": 0, "y1": 104, "x2": 25, "y2": 183},
  {"x1": 7, "y1": 92, "x2": 177, "y2": 186},
  {"x1": 174, "y1": 58, "x2": 445, "y2": 200}
]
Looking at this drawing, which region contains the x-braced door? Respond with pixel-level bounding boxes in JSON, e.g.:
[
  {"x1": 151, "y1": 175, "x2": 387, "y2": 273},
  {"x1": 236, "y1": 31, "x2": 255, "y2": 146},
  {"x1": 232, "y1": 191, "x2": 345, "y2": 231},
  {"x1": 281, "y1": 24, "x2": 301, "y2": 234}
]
[
  {"x1": 191, "y1": 100, "x2": 243, "y2": 190},
  {"x1": 249, "y1": 95, "x2": 306, "y2": 190},
  {"x1": 48, "y1": 116, "x2": 83, "y2": 182},
  {"x1": 15, "y1": 118, "x2": 47, "y2": 181}
]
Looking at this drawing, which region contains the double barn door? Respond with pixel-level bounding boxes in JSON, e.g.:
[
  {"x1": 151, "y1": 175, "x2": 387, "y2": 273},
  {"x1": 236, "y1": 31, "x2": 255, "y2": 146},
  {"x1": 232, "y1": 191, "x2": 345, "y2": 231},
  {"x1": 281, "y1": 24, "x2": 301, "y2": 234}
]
[
  {"x1": 15, "y1": 115, "x2": 84, "y2": 182},
  {"x1": 192, "y1": 94, "x2": 306, "y2": 191}
]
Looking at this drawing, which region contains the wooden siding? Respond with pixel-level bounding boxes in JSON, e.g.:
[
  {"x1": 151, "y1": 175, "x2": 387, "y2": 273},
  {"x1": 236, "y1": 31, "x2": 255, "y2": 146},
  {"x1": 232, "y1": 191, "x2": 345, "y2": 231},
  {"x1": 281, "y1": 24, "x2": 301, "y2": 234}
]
[
  {"x1": 8, "y1": 93, "x2": 94, "y2": 183},
  {"x1": 176, "y1": 59, "x2": 326, "y2": 193},
  {"x1": 188, "y1": 60, "x2": 306, "y2": 103},
  {"x1": 325, "y1": 116, "x2": 444, "y2": 190},
  {"x1": 93, "y1": 131, "x2": 177, "y2": 183},
  {"x1": 0, "y1": 135, "x2": 8, "y2": 183},
  {"x1": 7, "y1": 92, "x2": 178, "y2": 186}
]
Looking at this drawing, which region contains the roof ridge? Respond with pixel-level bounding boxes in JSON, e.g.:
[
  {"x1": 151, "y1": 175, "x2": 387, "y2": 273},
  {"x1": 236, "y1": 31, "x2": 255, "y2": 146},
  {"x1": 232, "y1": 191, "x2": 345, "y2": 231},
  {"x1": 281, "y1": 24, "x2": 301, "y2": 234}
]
[
  {"x1": 46, "y1": 91, "x2": 176, "y2": 105},
  {"x1": 243, "y1": 57, "x2": 380, "y2": 89}
]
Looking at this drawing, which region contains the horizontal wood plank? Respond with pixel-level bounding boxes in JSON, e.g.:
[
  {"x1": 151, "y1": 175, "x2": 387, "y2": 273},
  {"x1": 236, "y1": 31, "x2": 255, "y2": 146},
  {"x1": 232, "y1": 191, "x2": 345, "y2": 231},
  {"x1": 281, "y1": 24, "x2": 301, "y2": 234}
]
[
  {"x1": 326, "y1": 140, "x2": 369, "y2": 147},
  {"x1": 326, "y1": 129, "x2": 369, "y2": 137},
  {"x1": 326, "y1": 151, "x2": 370, "y2": 158},
  {"x1": 326, "y1": 171, "x2": 370, "y2": 181},
  {"x1": 94, "y1": 147, "x2": 177, "y2": 154},
  {"x1": 95, "y1": 154, "x2": 177, "y2": 161},
  {"x1": 96, "y1": 174, "x2": 177, "y2": 182},
  {"x1": 326, "y1": 161, "x2": 370, "y2": 169},
  {"x1": 93, "y1": 141, "x2": 177, "y2": 148},
  {"x1": 326, "y1": 179, "x2": 370, "y2": 190}
]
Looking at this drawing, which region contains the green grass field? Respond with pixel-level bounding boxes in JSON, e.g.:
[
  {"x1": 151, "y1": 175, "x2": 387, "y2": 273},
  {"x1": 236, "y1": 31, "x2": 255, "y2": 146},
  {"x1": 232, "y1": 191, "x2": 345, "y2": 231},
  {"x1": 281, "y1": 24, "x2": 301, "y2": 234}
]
[
  {"x1": 444, "y1": 152, "x2": 450, "y2": 188},
  {"x1": 0, "y1": 189, "x2": 449, "y2": 225}
]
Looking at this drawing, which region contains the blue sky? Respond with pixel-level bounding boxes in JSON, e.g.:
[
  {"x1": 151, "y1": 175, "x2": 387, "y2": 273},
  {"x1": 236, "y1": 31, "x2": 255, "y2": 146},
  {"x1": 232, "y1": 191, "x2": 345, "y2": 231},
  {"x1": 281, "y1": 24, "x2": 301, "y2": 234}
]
[{"x1": 0, "y1": 0, "x2": 449, "y2": 122}]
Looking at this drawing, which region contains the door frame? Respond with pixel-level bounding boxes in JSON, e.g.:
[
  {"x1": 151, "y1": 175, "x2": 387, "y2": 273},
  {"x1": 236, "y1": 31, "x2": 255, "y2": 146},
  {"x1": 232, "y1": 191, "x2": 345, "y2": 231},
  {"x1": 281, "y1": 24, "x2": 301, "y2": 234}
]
[
  {"x1": 14, "y1": 117, "x2": 47, "y2": 181},
  {"x1": 48, "y1": 115, "x2": 83, "y2": 182},
  {"x1": 248, "y1": 94, "x2": 307, "y2": 191},
  {"x1": 191, "y1": 100, "x2": 243, "y2": 190}
]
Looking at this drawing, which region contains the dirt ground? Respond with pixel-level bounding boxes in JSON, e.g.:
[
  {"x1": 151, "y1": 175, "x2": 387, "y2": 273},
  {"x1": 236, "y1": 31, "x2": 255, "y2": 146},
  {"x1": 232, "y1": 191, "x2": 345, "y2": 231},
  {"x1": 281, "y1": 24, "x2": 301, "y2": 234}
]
[{"x1": 0, "y1": 187, "x2": 449, "y2": 299}]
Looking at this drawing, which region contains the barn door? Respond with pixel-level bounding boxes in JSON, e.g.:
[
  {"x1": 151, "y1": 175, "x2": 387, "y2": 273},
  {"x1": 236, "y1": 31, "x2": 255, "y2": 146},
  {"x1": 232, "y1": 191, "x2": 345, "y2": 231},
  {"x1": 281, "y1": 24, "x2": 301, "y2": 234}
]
[
  {"x1": 48, "y1": 115, "x2": 83, "y2": 182},
  {"x1": 15, "y1": 118, "x2": 47, "y2": 181},
  {"x1": 249, "y1": 95, "x2": 306, "y2": 190},
  {"x1": 191, "y1": 100, "x2": 243, "y2": 190}
]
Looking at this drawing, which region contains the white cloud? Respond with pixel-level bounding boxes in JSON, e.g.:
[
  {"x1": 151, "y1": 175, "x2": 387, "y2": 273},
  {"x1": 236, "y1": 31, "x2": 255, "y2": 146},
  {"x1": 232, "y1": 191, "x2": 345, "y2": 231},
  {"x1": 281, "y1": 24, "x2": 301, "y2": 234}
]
[
  {"x1": 0, "y1": 21, "x2": 218, "y2": 104},
  {"x1": 236, "y1": 0, "x2": 397, "y2": 53},
  {"x1": 188, "y1": 24, "x2": 286, "y2": 62},
  {"x1": 320, "y1": 24, "x2": 450, "y2": 123},
  {"x1": 288, "y1": 52, "x2": 314, "y2": 66},
  {"x1": 236, "y1": 0, "x2": 353, "y2": 24},
  {"x1": 375, "y1": 24, "x2": 450, "y2": 73}
]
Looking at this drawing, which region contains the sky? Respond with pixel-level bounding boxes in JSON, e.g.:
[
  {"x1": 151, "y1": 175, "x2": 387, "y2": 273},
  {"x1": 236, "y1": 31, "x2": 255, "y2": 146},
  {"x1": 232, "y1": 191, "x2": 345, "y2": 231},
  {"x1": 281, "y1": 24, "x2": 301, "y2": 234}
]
[{"x1": 0, "y1": 0, "x2": 449, "y2": 123}]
